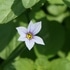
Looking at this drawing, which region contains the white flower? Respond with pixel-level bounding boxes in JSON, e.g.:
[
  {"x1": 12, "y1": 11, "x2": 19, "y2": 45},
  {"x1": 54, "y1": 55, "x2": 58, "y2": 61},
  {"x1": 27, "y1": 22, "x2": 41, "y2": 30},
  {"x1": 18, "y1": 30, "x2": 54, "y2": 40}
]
[{"x1": 16, "y1": 20, "x2": 45, "y2": 50}]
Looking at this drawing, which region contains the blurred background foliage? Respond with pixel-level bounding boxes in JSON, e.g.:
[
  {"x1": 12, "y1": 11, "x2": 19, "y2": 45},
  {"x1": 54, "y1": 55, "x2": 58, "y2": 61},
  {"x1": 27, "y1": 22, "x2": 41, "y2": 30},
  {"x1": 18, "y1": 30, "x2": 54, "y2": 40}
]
[{"x1": 0, "y1": 0, "x2": 70, "y2": 70}]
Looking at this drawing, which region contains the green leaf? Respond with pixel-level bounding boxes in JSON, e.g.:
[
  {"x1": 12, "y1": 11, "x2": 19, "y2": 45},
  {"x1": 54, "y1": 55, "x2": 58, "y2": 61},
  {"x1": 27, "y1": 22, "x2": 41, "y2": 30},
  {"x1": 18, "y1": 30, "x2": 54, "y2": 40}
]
[
  {"x1": 47, "y1": 0, "x2": 64, "y2": 4},
  {"x1": 0, "y1": 22, "x2": 17, "y2": 52},
  {"x1": 0, "y1": 0, "x2": 25, "y2": 24},
  {"x1": 34, "y1": 20, "x2": 65, "y2": 57},
  {"x1": 46, "y1": 12, "x2": 69, "y2": 23},
  {"x1": 0, "y1": 21, "x2": 19, "y2": 59},
  {"x1": 35, "y1": 56, "x2": 50, "y2": 70},
  {"x1": 32, "y1": 0, "x2": 46, "y2": 11},
  {"x1": 0, "y1": 34, "x2": 20, "y2": 59},
  {"x1": 0, "y1": 13, "x2": 28, "y2": 59},
  {"x1": 66, "y1": 52, "x2": 70, "y2": 61},
  {"x1": 63, "y1": 0, "x2": 70, "y2": 7},
  {"x1": 58, "y1": 51, "x2": 66, "y2": 58},
  {"x1": 61, "y1": 16, "x2": 70, "y2": 58},
  {"x1": 48, "y1": 59, "x2": 70, "y2": 70},
  {"x1": 13, "y1": 58, "x2": 35, "y2": 70},
  {"x1": 47, "y1": 5, "x2": 67, "y2": 16},
  {"x1": 29, "y1": 10, "x2": 46, "y2": 20},
  {"x1": 4, "y1": 63, "x2": 15, "y2": 70},
  {"x1": 22, "y1": 0, "x2": 40, "y2": 8},
  {"x1": 28, "y1": 9, "x2": 65, "y2": 57}
]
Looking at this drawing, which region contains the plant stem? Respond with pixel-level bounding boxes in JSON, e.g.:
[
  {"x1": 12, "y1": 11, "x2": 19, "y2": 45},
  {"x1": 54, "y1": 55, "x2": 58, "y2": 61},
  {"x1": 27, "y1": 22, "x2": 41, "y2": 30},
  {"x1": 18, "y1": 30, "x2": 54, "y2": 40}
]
[{"x1": 0, "y1": 43, "x2": 26, "y2": 69}]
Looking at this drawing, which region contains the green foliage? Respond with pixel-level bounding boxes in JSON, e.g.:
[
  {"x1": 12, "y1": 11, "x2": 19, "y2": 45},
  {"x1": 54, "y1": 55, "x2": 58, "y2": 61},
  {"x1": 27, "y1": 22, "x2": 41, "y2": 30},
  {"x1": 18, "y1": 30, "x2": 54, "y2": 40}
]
[
  {"x1": 47, "y1": 0, "x2": 64, "y2": 4},
  {"x1": 35, "y1": 56, "x2": 49, "y2": 70},
  {"x1": 63, "y1": 0, "x2": 70, "y2": 7},
  {"x1": 22, "y1": 0, "x2": 40, "y2": 8},
  {"x1": 0, "y1": 0, "x2": 25, "y2": 24},
  {"x1": 0, "y1": 0, "x2": 70, "y2": 70},
  {"x1": 47, "y1": 5, "x2": 67, "y2": 16},
  {"x1": 48, "y1": 59, "x2": 70, "y2": 70},
  {"x1": 13, "y1": 58, "x2": 35, "y2": 70},
  {"x1": 34, "y1": 18, "x2": 65, "y2": 57}
]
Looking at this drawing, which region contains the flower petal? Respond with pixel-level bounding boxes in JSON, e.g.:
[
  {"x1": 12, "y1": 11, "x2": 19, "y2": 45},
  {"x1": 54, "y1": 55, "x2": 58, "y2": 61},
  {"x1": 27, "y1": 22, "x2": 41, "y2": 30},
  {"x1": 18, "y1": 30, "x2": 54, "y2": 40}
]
[
  {"x1": 25, "y1": 39, "x2": 35, "y2": 50},
  {"x1": 16, "y1": 27, "x2": 27, "y2": 36},
  {"x1": 18, "y1": 36, "x2": 26, "y2": 41},
  {"x1": 28, "y1": 21, "x2": 42, "y2": 35},
  {"x1": 28, "y1": 20, "x2": 34, "y2": 32},
  {"x1": 33, "y1": 21, "x2": 42, "y2": 35},
  {"x1": 34, "y1": 36, "x2": 45, "y2": 45}
]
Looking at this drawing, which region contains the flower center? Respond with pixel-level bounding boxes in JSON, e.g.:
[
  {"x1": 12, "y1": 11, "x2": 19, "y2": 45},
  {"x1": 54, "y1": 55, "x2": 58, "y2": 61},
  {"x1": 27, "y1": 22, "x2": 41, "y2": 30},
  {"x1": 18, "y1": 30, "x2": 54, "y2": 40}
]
[{"x1": 26, "y1": 33, "x2": 33, "y2": 40}]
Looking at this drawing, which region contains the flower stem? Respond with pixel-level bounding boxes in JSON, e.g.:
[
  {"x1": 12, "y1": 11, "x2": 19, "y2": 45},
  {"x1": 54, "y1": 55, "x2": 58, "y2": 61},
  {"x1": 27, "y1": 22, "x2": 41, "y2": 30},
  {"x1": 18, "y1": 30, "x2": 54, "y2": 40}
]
[{"x1": 0, "y1": 43, "x2": 26, "y2": 69}]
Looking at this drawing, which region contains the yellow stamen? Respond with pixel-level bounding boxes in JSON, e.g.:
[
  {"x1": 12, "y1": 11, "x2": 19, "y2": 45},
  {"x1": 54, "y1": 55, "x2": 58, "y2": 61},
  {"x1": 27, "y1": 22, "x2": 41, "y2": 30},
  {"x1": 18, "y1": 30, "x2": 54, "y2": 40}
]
[{"x1": 26, "y1": 33, "x2": 33, "y2": 40}]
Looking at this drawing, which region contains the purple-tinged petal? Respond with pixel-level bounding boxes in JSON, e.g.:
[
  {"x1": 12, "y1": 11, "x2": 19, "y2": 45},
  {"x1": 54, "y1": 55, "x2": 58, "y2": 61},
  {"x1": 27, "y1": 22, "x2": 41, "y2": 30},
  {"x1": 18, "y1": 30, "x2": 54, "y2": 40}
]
[
  {"x1": 28, "y1": 21, "x2": 42, "y2": 34},
  {"x1": 16, "y1": 27, "x2": 27, "y2": 35},
  {"x1": 34, "y1": 36, "x2": 45, "y2": 45},
  {"x1": 33, "y1": 21, "x2": 42, "y2": 35},
  {"x1": 28, "y1": 21, "x2": 42, "y2": 35},
  {"x1": 18, "y1": 36, "x2": 26, "y2": 41},
  {"x1": 25, "y1": 39, "x2": 35, "y2": 50},
  {"x1": 28, "y1": 20, "x2": 34, "y2": 32}
]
